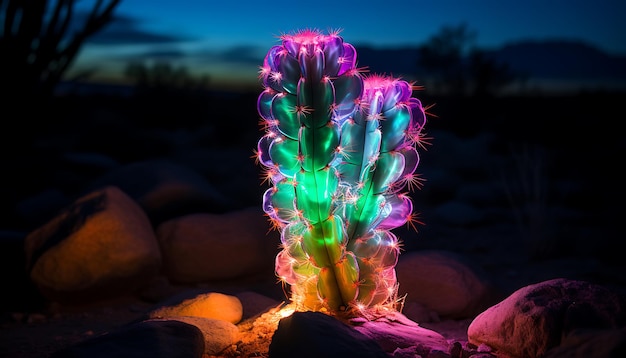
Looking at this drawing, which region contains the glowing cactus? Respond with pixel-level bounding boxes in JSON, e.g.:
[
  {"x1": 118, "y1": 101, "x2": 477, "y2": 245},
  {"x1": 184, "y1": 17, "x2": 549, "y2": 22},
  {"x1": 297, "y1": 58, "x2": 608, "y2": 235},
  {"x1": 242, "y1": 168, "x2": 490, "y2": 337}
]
[{"x1": 256, "y1": 29, "x2": 428, "y2": 317}]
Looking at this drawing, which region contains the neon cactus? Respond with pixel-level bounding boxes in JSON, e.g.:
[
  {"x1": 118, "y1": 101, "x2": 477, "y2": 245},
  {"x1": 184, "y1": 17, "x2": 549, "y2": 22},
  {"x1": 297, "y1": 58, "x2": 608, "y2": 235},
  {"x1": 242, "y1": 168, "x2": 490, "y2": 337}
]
[{"x1": 256, "y1": 29, "x2": 427, "y2": 317}]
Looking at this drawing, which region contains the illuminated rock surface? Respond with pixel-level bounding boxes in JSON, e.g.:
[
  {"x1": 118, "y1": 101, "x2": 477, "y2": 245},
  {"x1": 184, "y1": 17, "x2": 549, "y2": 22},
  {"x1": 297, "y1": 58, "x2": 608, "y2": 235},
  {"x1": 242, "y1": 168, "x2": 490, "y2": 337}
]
[
  {"x1": 467, "y1": 278, "x2": 626, "y2": 357},
  {"x1": 23, "y1": 186, "x2": 161, "y2": 303},
  {"x1": 349, "y1": 310, "x2": 449, "y2": 356},
  {"x1": 396, "y1": 250, "x2": 501, "y2": 319},
  {"x1": 155, "y1": 208, "x2": 279, "y2": 282},
  {"x1": 148, "y1": 291, "x2": 243, "y2": 324},
  {"x1": 83, "y1": 159, "x2": 234, "y2": 224},
  {"x1": 269, "y1": 311, "x2": 390, "y2": 358}
]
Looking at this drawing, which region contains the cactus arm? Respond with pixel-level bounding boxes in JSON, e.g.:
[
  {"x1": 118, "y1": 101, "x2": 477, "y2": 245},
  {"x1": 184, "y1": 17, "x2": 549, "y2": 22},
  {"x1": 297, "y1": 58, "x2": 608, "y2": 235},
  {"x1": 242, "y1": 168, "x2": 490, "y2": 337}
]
[
  {"x1": 338, "y1": 75, "x2": 427, "y2": 308},
  {"x1": 257, "y1": 30, "x2": 363, "y2": 312}
]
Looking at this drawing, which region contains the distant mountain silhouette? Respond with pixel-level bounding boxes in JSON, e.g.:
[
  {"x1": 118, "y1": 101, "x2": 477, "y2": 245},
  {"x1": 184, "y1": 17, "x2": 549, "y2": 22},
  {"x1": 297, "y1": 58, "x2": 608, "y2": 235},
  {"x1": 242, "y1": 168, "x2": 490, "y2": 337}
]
[
  {"x1": 354, "y1": 39, "x2": 626, "y2": 87},
  {"x1": 354, "y1": 46, "x2": 420, "y2": 79},
  {"x1": 59, "y1": 39, "x2": 626, "y2": 96},
  {"x1": 491, "y1": 40, "x2": 626, "y2": 80}
]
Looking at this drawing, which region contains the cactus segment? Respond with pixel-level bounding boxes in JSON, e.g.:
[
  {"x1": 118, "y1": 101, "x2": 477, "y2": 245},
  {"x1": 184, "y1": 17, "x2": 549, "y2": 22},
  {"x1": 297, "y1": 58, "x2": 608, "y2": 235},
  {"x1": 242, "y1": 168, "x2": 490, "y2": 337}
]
[
  {"x1": 271, "y1": 93, "x2": 300, "y2": 139},
  {"x1": 299, "y1": 123, "x2": 340, "y2": 172},
  {"x1": 294, "y1": 168, "x2": 338, "y2": 224}
]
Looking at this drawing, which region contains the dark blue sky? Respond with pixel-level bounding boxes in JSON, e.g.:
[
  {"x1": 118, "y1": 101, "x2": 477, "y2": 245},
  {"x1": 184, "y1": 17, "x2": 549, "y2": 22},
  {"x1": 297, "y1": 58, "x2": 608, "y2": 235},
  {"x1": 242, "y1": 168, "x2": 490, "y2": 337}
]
[{"x1": 69, "y1": 0, "x2": 626, "y2": 88}]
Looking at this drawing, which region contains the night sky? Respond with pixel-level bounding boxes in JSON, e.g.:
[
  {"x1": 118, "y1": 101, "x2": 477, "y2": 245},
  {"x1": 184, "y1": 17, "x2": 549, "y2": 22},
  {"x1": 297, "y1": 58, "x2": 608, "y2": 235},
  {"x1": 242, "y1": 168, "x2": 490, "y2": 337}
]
[{"x1": 68, "y1": 0, "x2": 625, "y2": 87}]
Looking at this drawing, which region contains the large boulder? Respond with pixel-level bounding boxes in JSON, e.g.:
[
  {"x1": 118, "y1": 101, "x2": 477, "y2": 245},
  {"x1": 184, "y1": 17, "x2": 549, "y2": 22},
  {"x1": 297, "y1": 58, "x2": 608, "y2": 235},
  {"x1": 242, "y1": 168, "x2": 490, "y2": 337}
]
[
  {"x1": 24, "y1": 186, "x2": 161, "y2": 303},
  {"x1": 468, "y1": 278, "x2": 626, "y2": 357},
  {"x1": 155, "y1": 207, "x2": 279, "y2": 283},
  {"x1": 269, "y1": 311, "x2": 388, "y2": 358},
  {"x1": 83, "y1": 159, "x2": 233, "y2": 225},
  {"x1": 396, "y1": 250, "x2": 502, "y2": 319}
]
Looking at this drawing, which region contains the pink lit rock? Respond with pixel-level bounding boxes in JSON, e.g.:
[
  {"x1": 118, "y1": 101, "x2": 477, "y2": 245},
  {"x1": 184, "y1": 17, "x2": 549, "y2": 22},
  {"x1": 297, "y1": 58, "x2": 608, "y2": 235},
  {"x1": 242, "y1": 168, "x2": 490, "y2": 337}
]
[
  {"x1": 350, "y1": 310, "x2": 450, "y2": 357},
  {"x1": 468, "y1": 278, "x2": 626, "y2": 357},
  {"x1": 269, "y1": 311, "x2": 389, "y2": 358}
]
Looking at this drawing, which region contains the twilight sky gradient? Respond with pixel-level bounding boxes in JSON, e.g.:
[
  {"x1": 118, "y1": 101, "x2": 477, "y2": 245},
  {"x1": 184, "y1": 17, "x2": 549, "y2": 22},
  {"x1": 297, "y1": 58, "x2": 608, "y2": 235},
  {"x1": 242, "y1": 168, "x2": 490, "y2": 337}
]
[{"x1": 70, "y1": 0, "x2": 626, "y2": 88}]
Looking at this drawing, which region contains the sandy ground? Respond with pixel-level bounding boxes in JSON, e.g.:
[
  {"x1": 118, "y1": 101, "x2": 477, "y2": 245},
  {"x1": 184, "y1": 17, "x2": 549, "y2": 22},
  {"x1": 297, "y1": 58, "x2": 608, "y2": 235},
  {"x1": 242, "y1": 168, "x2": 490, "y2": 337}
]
[{"x1": 0, "y1": 296, "x2": 473, "y2": 358}]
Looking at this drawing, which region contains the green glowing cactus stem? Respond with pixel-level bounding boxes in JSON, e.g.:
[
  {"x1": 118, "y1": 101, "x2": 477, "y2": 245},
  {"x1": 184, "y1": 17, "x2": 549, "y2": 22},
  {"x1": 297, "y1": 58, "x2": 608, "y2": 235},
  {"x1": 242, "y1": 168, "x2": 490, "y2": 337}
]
[
  {"x1": 257, "y1": 30, "x2": 364, "y2": 312},
  {"x1": 293, "y1": 47, "x2": 359, "y2": 312}
]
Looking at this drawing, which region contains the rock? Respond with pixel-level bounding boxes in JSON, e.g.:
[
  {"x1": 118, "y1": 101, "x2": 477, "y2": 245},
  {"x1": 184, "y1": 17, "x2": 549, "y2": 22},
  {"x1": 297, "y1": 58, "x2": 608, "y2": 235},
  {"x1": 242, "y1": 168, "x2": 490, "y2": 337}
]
[
  {"x1": 83, "y1": 159, "x2": 234, "y2": 225},
  {"x1": 24, "y1": 186, "x2": 161, "y2": 303},
  {"x1": 468, "y1": 278, "x2": 626, "y2": 357},
  {"x1": 269, "y1": 311, "x2": 389, "y2": 358},
  {"x1": 155, "y1": 207, "x2": 279, "y2": 283},
  {"x1": 159, "y1": 317, "x2": 239, "y2": 355},
  {"x1": 149, "y1": 291, "x2": 243, "y2": 324},
  {"x1": 396, "y1": 250, "x2": 501, "y2": 319},
  {"x1": 169, "y1": 147, "x2": 265, "y2": 209},
  {"x1": 50, "y1": 319, "x2": 205, "y2": 358},
  {"x1": 350, "y1": 310, "x2": 450, "y2": 357},
  {"x1": 544, "y1": 327, "x2": 626, "y2": 358}
]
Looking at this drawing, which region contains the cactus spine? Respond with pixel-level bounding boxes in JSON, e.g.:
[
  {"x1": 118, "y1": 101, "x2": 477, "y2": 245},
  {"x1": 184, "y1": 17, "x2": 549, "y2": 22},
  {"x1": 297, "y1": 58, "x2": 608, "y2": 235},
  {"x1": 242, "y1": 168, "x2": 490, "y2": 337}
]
[{"x1": 256, "y1": 29, "x2": 427, "y2": 317}]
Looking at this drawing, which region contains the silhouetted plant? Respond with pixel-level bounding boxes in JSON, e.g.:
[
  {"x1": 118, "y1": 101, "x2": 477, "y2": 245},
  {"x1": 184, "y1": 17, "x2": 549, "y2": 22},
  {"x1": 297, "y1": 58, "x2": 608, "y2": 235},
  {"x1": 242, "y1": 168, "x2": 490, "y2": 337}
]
[
  {"x1": 122, "y1": 61, "x2": 212, "y2": 129},
  {"x1": 124, "y1": 61, "x2": 210, "y2": 96},
  {"x1": 0, "y1": 0, "x2": 120, "y2": 112},
  {"x1": 417, "y1": 23, "x2": 520, "y2": 96},
  {"x1": 417, "y1": 23, "x2": 475, "y2": 95}
]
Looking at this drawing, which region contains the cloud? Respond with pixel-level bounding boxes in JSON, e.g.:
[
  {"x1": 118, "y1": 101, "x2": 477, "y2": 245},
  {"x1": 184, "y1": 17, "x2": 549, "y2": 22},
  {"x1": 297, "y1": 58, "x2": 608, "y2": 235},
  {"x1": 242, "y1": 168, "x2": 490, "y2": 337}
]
[
  {"x1": 86, "y1": 13, "x2": 192, "y2": 45},
  {"x1": 119, "y1": 48, "x2": 188, "y2": 61},
  {"x1": 105, "y1": 44, "x2": 265, "y2": 65},
  {"x1": 195, "y1": 45, "x2": 265, "y2": 65}
]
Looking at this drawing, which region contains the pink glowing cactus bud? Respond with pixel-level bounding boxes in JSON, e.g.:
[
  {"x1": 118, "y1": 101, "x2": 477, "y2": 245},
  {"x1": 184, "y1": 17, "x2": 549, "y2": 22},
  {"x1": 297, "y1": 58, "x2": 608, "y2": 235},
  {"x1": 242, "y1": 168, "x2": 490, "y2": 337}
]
[{"x1": 255, "y1": 29, "x2": 428, "y2": 317}]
